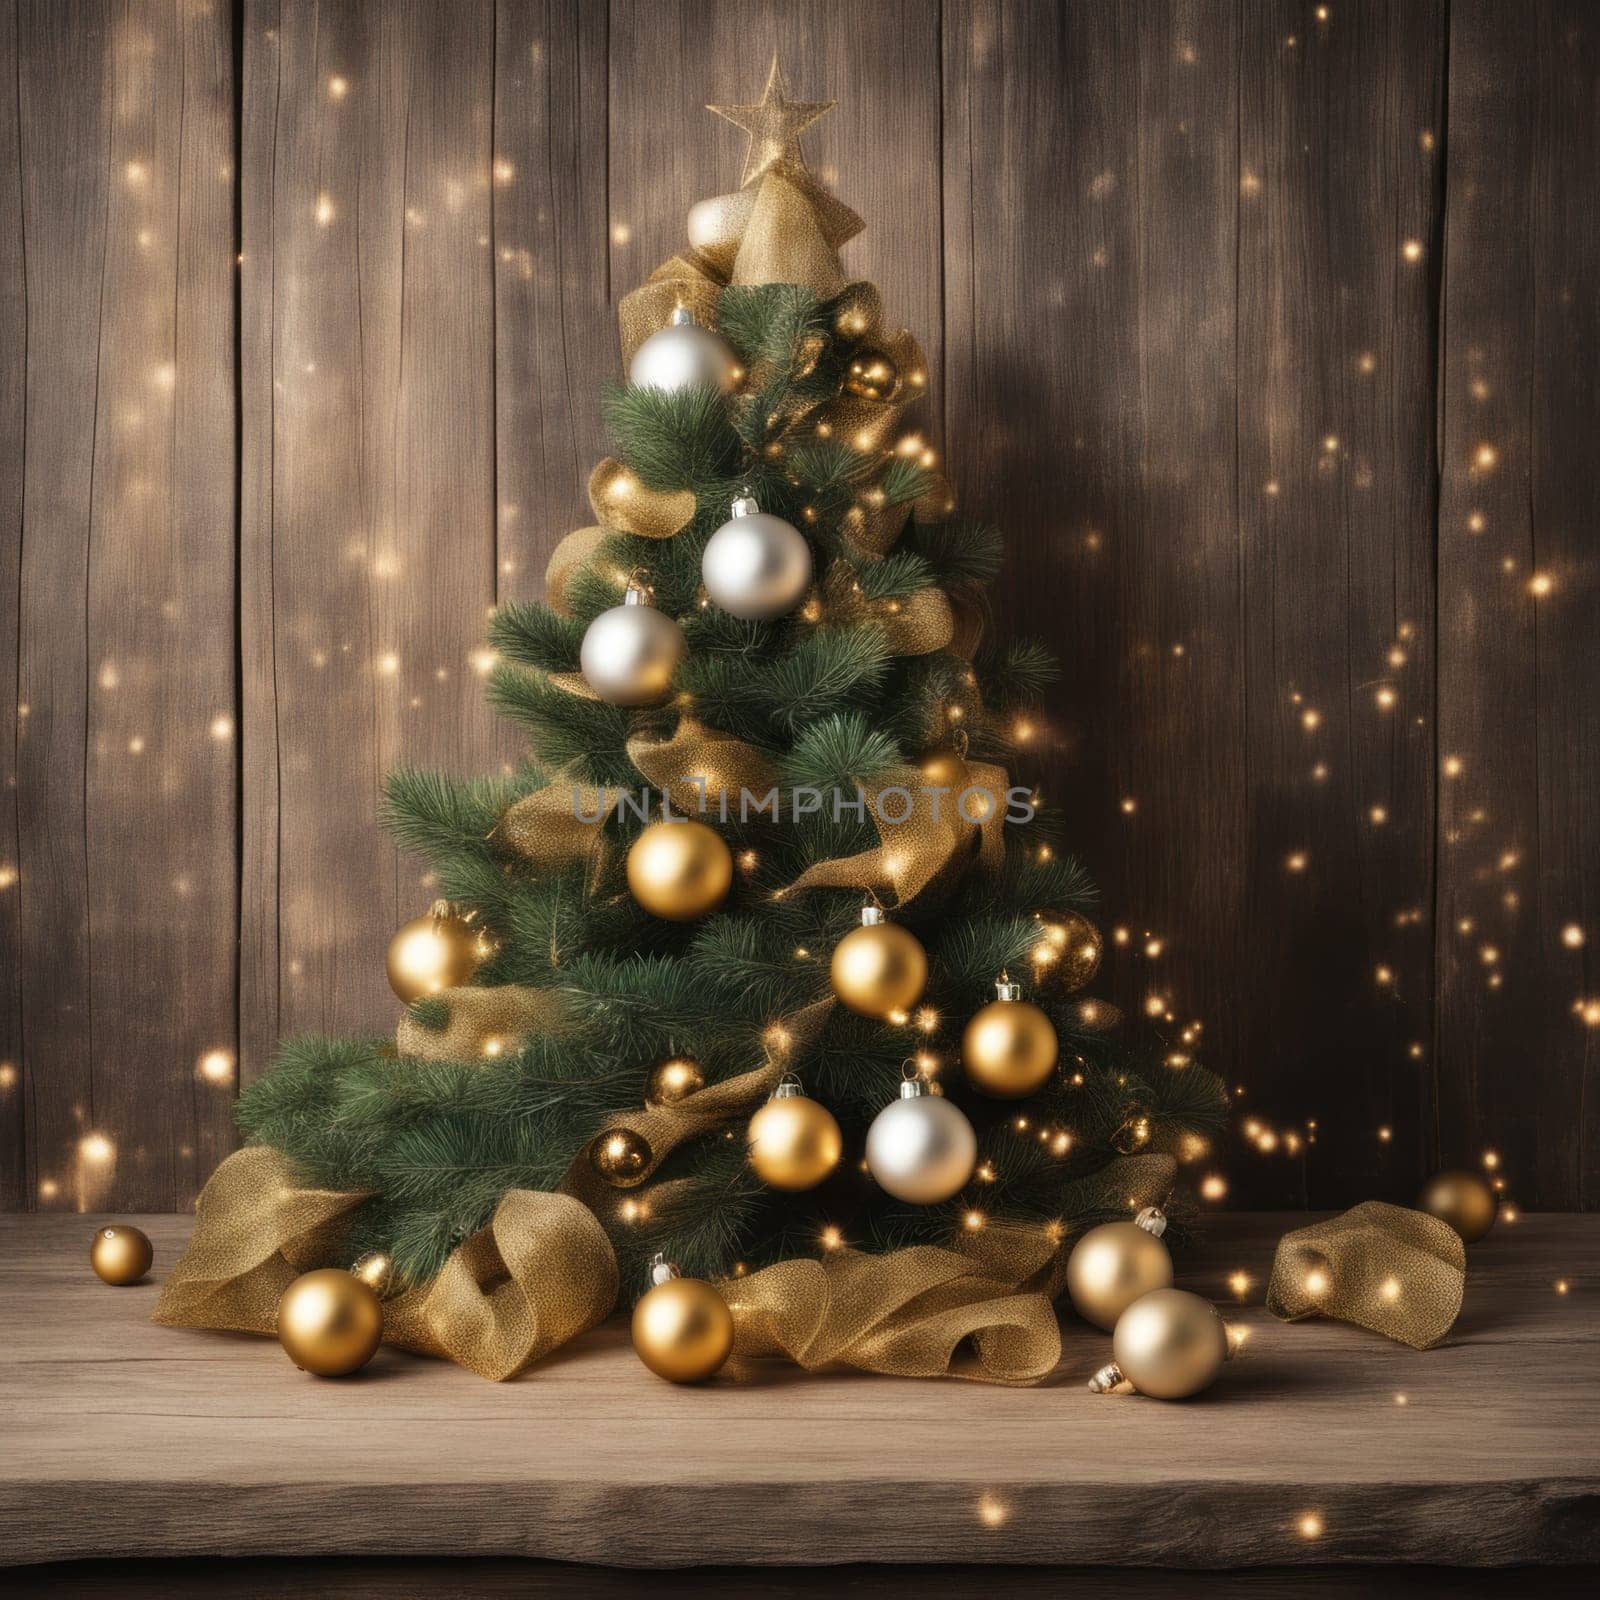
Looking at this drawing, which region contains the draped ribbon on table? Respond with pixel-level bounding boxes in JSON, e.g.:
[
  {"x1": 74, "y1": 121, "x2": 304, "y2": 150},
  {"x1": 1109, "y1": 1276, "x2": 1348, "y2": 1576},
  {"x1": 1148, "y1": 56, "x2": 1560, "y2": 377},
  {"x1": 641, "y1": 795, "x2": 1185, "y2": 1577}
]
[
  {"x1": 1265, "y1": 1201, "x2": 1466, "y2": 1350},
  {"x1": 155, "y1": 1142, "x2": 1177, "y2": 1383}
]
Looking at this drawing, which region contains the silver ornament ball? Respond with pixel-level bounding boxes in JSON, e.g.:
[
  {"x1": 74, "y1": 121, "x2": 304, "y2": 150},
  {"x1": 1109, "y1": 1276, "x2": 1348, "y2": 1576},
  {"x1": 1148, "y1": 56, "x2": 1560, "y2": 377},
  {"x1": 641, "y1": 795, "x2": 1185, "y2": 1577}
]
[
  {"x1": 579, "y1": 589, "x2": 687, "y2": 707},
  {"x1": 702, "y1": 495, "x2": 814, "y2": 621},
  {"x1": 629, "y1": 308, "x2": 739, "y2": 395},
  {"x1": 865, "y1": 1079, "x2": 978, "y2": 1205}
]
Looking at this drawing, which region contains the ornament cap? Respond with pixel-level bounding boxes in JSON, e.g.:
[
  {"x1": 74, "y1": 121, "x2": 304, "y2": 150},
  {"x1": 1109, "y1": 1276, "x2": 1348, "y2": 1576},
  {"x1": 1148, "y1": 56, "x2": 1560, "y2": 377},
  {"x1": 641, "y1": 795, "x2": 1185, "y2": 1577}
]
[
  {"x1": 994, "y1": 970, "x2": 1023, "y2": 1003},
  {"x1": 860, "y1": 902, "x2": 886, "y2": 927},
  {"x1": 670, "y1": 305, "x2": 695, "y2": 327},
  {"x1": 772, "y1": 1073, "x2": 805, "y2": 1100},
  {"x1": 1134, "y1": 1205, "x2": 1169, "y2": 1239},
  {"x1": 898, "y1": 1076, "x2": 927, "y2": 1101},
  {"x1": 730, "y1": 490, "x2": 760, "y2": 518},
  {"x1": 648, "y1": 1252, "x2": 681, "y2": 1288},
  {"x1": 1088, "y1": 1360, "x2": 1128, "y2": 1394}
]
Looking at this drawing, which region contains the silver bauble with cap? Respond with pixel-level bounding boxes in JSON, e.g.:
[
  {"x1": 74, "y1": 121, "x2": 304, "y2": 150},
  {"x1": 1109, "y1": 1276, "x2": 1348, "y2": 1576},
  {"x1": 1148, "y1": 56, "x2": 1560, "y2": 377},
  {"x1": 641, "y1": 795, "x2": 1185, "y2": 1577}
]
[
  {"x1": 579, "y1": 581, "x2": 687, "y2": 707},
  {"x1": 701, "y1": 492, "x2": 814, "y2": 621},
  {"x1": 865, "y1": 1073, "x2": 978, "y2": 1205},
  {"x1": 629, "y1": 306, "x2": 740, "y2": 395}
]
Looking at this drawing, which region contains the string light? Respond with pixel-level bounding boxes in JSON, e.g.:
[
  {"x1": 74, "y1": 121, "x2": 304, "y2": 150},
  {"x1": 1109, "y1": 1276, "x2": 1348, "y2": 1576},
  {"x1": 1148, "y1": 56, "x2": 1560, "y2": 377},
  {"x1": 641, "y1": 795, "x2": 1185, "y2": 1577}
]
[
  {"x1": 1401, "y1": 239, "x2": 1423, "y2": 263},
  {"x1": 198, "y1": 1050, "x2": 234, "y2": 1084},
  {"x1": 1297, "y1": 1513, "x2": 1324, "y2": 1540},
  {"x1": 1562, "y1": 924, "x2": 1585, "y2": 949},
  {"x1": 79, "y1": 1133, "x2": 115, "y2": 1165},
  {"x1": 1200, "y1": 1174, "x2": 1227, "y2": 1201}
]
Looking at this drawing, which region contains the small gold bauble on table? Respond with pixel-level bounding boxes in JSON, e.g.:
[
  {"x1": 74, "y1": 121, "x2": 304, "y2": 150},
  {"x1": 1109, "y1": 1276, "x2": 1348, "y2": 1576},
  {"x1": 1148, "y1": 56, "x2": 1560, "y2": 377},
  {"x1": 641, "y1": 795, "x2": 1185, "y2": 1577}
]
[
  {"x1": 1065, "y1": 1207, "x2": 1174, "y2": 1331},
  {"x1": 386, "y1": 900, "x2": 493, "y2": 1003},
  {"x1": 1418, "y1": 1168, "x2": 1497, "y2": 1243},
  {"x1": 276, "y1": 1268, "x2": 383, "y2": 1377},
  {"x1": 747, "y1": 1074, "x2": 843, "y2": 1191},
  {"x1": 830, "y1": 903, "x2": 928, "y2": 1019},
  {"x1": 89, "y1": 1224, "x2": 153, "y2": 1286},
  {"x1": 645, "y1": 1055, "x2": 705, "y2": 1107},
  {"x1": 632, "y1": 1254, "x2": 734, "y2": 1383},
  {"x1": 590, "y1": 1126, "x2": 653, "y2": 1188},
  {"x1": 1031, "y1": 908, "x2": 1103, "y2": 993},
  {"x1": 962, "y1": 972, "x2": 1059, "y2": 1097},
  {"x1": 626, "y1": 819, "x2": 734, "y2": 922},
  {"x1": 1090, "y1": 1288, "x2": 1231, "y2": 1400},
  {"x1": 844, "y1": 349, "x2": 898, "y2": 401}
]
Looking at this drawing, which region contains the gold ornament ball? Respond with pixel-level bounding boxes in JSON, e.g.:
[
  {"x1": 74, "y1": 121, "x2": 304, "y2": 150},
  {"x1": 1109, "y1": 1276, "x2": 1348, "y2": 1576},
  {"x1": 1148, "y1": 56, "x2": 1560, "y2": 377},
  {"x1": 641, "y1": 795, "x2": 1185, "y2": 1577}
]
[
  {"x1": 387, "y1": 905, "x2": 491, "y2": 1003},
  {"x1": 830, "y1": 922, "x2": 928, "y2": 1019},
  {"x1": 646, "y1": 1055, "x2": 705, "y2": 1107},
  {"x1": 276, "y1": 1268, "x2": 383, "y2": 1377},
  {"x1": 351, "y1": 1251, "x2": 394, "y2": 1297},
  {"x1": 89, "y1": 1224, "x2": 153, "y2": 1286},
  {"x1": 1034, "y1": 909, "x2": 1103, "y2": 993},
  {"x1": 1112, "y1": 1288, "x2": 1229, "y2": 1399},
  {"x1": 627, "y1": 820, "x2": 734, "y2": 922},
  {"x1": 632, "y1": 1275, "x2": 734, "y2": 1383},
  {"x1": 748, "y1": 1092, "x2": 843, "y2": 1191},
  {"x1": 591, "y1": 1126, "x2": 653, "y2": 1188},
  {"x1": 1066, "y1": 1220, "x2": 1174, "y2": 1331},
  {"x1": 1419, "y1": 1168, "x2": 1497, "y2": 1243},
  {"x1": 845, "y1": 350, "x2": 898, "y2": 401},
  {"x1": 963, "y1": 997, "x2": 1059, "y2": 1098}
]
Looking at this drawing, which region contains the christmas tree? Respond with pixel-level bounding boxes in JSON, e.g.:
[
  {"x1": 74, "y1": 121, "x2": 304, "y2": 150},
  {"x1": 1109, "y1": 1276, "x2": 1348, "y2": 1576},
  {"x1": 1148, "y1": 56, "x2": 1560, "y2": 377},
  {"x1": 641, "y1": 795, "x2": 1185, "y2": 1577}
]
[{"x1": 233, "y1": 63, "x2": 1227, "y2": 1330}]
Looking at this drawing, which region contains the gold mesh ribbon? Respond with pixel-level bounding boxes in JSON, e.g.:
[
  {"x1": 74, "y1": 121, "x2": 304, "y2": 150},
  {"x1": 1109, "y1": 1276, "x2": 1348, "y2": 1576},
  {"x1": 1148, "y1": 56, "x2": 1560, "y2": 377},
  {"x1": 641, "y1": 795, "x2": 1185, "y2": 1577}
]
[
  {"x1": 155, "y1": 1148, "x2": 617, "y2": 1383},
  {"x1": 822, "y1": 561, "x2": 954, "y2": 655},
  {"x1": 396, "y1": 984, "x2": 566, "y2": 1062},
  {"x1": 1265, "y1": 1201, "x2": 1465, "y2": 1350},
  {"x1": 720, "y1": 1227, "x2": 1062, "y2": 1384},
  {"x1": 785, "y1": 763, "x2": 977, "y2": 905},
  {"x1": 383, "y1": 1190, "x2": 618, "y2": 1380},
  {"x1": 545, "y1": 526, "x2": 611, "y2": 614},
  {"x1": 152, "y1": 1147, "x2": 369, "y2": 1334},
  {"x1": 731, "y1": 170, "x2": 846, "y2": 298},
  {"x1": 565, "y1": 998, "x2": 835, "y2": 1204},
  {"x1": 494, "y1": 719, "x2": 780, "y2": 867},
  {"x1": 588, "y1": 459, "x2": 695, "y2": 540}
]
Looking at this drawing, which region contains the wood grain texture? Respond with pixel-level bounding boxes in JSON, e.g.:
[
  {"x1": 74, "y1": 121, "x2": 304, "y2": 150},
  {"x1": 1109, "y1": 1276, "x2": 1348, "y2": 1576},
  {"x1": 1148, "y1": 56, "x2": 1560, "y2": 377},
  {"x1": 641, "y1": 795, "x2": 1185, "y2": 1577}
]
[
  {"x1": 944, "y1": 0, "x2": 1249, "y2": 1186},
  {"x1": 1235, "y1": 1, "x2": 1445, "y2": 1204},
  {"x1": 239, "y1": 0, "x2": 500, "y2": 1079},
  {"x1": 0, "y1": 0, "x2": 25, "y2": 1212},
  {"x1": 1436, "y1": 0, "x2": 1600, "y2": 1208},
  {"x1": 3, "y1": 1212, "x2": 1597, "y2": 1567},
  {"x1": 10, "y1": 0, "x2": 237, "y2": 1211},
  {"x1": 491, "y1": 0, "x2": 610, "y2": 598}
]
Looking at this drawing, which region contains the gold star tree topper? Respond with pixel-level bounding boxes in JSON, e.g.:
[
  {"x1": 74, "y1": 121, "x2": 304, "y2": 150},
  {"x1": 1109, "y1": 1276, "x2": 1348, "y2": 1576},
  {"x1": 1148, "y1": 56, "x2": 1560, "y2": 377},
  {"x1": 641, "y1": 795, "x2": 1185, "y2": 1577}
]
[{"x1": 708, "y1": 55, "x2": 836, "y2": 187}]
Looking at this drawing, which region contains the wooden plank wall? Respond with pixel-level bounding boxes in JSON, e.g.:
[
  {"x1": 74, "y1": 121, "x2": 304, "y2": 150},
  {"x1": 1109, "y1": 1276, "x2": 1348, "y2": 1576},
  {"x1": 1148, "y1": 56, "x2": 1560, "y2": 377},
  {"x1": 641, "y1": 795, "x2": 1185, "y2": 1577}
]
[{"x1": 1, "y1": 0, "x2": 1596, "y2": 1213}]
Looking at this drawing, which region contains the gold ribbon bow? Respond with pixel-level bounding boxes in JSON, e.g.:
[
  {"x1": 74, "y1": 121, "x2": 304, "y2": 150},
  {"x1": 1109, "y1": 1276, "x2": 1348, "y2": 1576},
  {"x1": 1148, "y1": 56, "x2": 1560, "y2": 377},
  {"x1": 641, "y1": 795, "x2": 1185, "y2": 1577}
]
[
  {"x1": 721, "y1": 1230, "x2": 1063, "y2": 1384},
  {"x1": 1265, "y1": 1201, "x2": 1466, "y2": 1350},
  {"x1": 155, "y1": 1147, "x2": 618, "y2": 1382}
]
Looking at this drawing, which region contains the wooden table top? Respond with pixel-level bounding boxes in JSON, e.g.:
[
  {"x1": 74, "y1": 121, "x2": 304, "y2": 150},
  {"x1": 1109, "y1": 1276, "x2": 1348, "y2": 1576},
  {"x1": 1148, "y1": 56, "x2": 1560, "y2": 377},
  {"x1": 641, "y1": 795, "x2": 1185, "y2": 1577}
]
[{"x1": 3, "y1": 1212, "x2": 1597, "y2": 1570}]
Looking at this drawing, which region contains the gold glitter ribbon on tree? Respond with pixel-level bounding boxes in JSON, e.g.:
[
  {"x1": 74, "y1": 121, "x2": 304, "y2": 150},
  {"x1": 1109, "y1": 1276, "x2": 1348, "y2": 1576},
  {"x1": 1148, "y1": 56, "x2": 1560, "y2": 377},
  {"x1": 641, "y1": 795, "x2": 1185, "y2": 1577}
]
[{"x1": 1265, "y1": 1201, "x2": 1466, "y2": 1350}]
